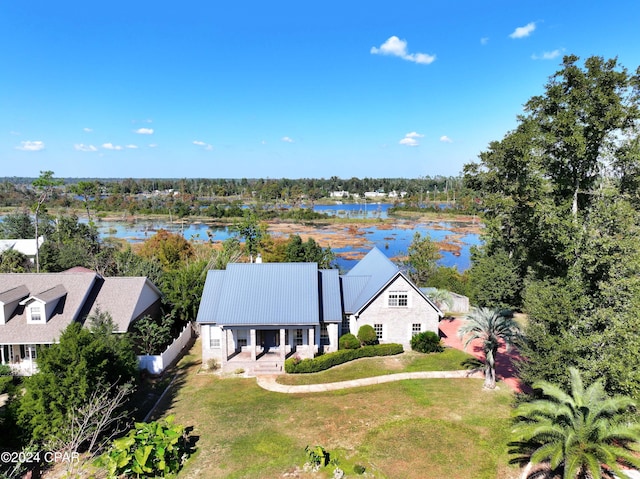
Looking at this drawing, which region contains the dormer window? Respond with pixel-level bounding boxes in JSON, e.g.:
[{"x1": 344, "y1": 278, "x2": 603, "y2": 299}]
[{"x1": 30, "y1": 306, "x2": 42, "y2": 322}]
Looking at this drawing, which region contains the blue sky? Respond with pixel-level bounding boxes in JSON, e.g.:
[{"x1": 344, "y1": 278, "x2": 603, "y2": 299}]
[{"x1": 2, "y1": 1, "x2": 639, "y2": 179}]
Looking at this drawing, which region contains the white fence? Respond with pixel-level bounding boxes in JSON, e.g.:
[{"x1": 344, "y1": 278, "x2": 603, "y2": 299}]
[{"x1": 138, "y1": 323, "x2": 194, "y2": 374}]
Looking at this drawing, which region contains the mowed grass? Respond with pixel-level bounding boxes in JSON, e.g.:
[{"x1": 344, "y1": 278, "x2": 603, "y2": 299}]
[
  {"x1": 276, "y1": 348, "x2": 475, "y2": 385},
  {"x1": 158, "y1": 341, "x2": 517, "y2": 479}
]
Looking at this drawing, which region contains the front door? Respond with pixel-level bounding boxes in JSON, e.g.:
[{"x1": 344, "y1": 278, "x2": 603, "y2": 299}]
[{"x1": 260, "y1": 330, "x2": 278, "y2": 352}]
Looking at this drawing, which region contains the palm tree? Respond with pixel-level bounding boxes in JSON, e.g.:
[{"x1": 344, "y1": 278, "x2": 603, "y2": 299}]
[
  {"x1": 510, "y1": 368, "x2": 640, "y2": 479},
  {"x1": 458, "y1": 307, "x2": 521, "y2": 389}
]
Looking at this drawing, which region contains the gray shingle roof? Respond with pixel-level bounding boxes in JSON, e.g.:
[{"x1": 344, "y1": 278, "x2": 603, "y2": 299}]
[
  {"x1": 26, "y1": 284, "x2": 67, "y2": 304},
  {"x1": 197, "y1": 262, "x2": 341, "y2": 326},
  {"x1": 0, "y1": 285, "x2": 29, "y2": 304},
  {"x1": 0, "y1": 272, "x2": 162, "y2": 343}
]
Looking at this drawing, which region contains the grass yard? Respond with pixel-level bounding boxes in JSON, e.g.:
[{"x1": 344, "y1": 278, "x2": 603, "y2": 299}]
[
  {"x1": 276, "y1": 348, "x2": 477, "y2": 385},
  {"x1": 155, "y1": 340, "x2": 518, "y2": 479}
]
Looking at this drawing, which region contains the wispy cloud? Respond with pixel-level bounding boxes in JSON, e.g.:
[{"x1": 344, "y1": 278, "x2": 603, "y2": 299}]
[
  {"x1": 440, "y1": 135, "x2": 453, "y2": 143},
  {"x1": 102, "y1": 143, "x2": 123, "y2": 150},
  {"x1": 480, "y1": 37, "x2": 489, "y2": 45},
  {"x1": 126, "y1": 144, "x2": 138, "y2": 149},
  {"x1": 281, "y1": 136, "x2": 294, "y2": 143},
  {"x1": 193, "y1": 140, "x2": 213, "y2": 151},
  {"x1": 371, "y1": 36, "x2": 436, "y2": 65},
  {"x1": 83, "y1": 127, "x2": 93, "y2": 133},
  {"x1": 509, "y1": 22, "x2": 536, "y2": 39},
  {"x1": 134, "y1": 128, "x2": 154, "y2": 135},
  {"x1": 15, "y1": 140, "x2": 44, "y2": 151},
  {"x1": 74, "y1": 144, "x2": 98, "y2": 152},
  {"x1": 399, "y1": 132, "x2": 424, "y2": 147},
  {"x1": 532, "y1": 49, "x2": 563, "y2": 60},
  {"x1": 148, "y1": 143, "x2": 158, "y2": 148}
]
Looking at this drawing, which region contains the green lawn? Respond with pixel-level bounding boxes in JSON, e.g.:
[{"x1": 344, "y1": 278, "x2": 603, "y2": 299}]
[
  {"x1": 276, "y1": 347, "x2": 477, "y2": 385},
  {"x1": 156, "y1": 341, "x2": 518, "y2": 479}
]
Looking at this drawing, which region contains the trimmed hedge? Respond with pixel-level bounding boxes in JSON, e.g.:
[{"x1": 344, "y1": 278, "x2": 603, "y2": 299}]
[
  {"x1": 410, "y1": 331, "x2": 444, "y2": 353},
  {"x1": 339, "y1": 333, "x2": 360, "y2": 350},
  {"x1": 285, "y1": 343, "x2": 404, "y2": 374},
  {"x1": 357, "y1": 324, "x2": 378, "y2": 346}
]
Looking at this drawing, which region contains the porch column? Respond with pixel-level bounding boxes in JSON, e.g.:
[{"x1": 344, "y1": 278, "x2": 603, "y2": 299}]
[
  {"x1": 250, "y1": 329, "x2": 257, "y2": 361},
  {"x1": 221, "y1": 328, "x2": 228, "y2": 365},
  {"x1": 0, "y1": 346, "x2": 4, "y2": 365},
  {"x1": 308, "y1": 327, "x2": 315, "y2": 355},
  {"x1": 279, "y1": 329, "x2": 286, "y2": 361},
  {"x1": 328, "y1": 323, "x2": 339, "y2": 353}
]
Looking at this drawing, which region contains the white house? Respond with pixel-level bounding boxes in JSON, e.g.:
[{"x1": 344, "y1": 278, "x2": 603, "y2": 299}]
[
  {"x1": 0, "y1": 269, "x2": 162, "y2": 375},
  {"x1": 0, "y1": 236, "x2": 45, "y2": 263},
  {"x1": 196, "y1": 248, "x2": 443, "y2": 373}
]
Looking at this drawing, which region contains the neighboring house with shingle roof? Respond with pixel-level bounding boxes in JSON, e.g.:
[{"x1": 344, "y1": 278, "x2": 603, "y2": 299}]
[
  {"x1": 196, "y1": 247, "x2": 442, "y2": 372},
  {"x1": 0, "y1": 270, "x2": 162, "y2": 375}
]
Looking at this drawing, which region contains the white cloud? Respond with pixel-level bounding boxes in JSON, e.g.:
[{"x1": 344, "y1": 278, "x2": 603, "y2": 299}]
[
  {"x1": 282, "y1": 136, "x2": 294, "y2": 143},
  {"x1": 440, "y1": 135, "x2": 453, "y2": 143},
  {"x1": 134, "y1": 128, "x2": 154, "y2": 135},
  {"x1": 126, "y1": 144, "x2": 138, "y2": 149},
  {"x1": 480, "y1": 37, "x2": 489, "y2": 45},
  {"x1": 148, "y1": 143, "x2": 158, "y2": 148},
  {"x1": 532, "y1": 49, "x2": 562, "y2": 60},
  {"x1": 102, "y1": 143, "x2": 123, "y2": 150},
  {"x1": 509, "y1": 22, "x2": 536, "y2": 39},
  {"x1": 193, "y1": 140, "x2": 213, "y2": 151},
  {"x1": 371, "y1": 36, "x2": 436, "y2": 65},
  {"x1": 83, "y1": 127, "x2": 93, "y2": 133},
  {"x1": 16, "y1": 140, "x2": 44, "y2": 151},
  {"x1": 74, "y1": 144, "x2": 98, "y2": 152},
  {"x1": 399, "y1": 131, "x2": 424, "y2": 147}
]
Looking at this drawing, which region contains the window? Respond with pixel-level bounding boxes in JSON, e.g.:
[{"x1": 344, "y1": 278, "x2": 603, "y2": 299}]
[
  {"x1": 210, "y1": 337, "x2": 220, "y2": 349},
  {"x1": 412, "y1": 323, "x2": 422, "y2": 336},
  {"x1": 30, "y1": 306, "x2": 42, "y2": 322},
  {"x1": 237, "y1": 338, "x2": 247, "y2": 348},
  {"x1": 295, "y1": 329, "x2": 303, "y2": 346},
  {"x1": 341, "y1": 316, "x2": 350, "y2": 334},
  {"x1": 374, "y1": 324, "x2": 383, "y2": 341},
  {"x1": 388, "y1": 292, "x2": 408, "y2": 307},
  {"x1": 320, "y1": 324, "x2": 329, "y2": 345}
]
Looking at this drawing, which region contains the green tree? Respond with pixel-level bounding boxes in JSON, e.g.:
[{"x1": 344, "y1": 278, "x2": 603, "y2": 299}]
[
  {"x1": 32, "y1": 170, "x2": 63, "y2": 272},
  {"x1": 0, "y1": 249, "x2": 31, "y2": 272},
  {"x1": 467, "y1": 247, "x2": 522, "y2": 309},
  {"x1": 39, "y1": 214, "x2": 101, "y2": 271},
  {"x1": 160, "y1": 260, "x2": 207, "y2": 322},
  {"x1": 0, "y1": 210, "x2": 35, "y2": 239},
  {"x1": 16, "y1": 317, "x2": 137, "y2": 445},
  {"x1": 284, "y1": 235, "x2": 336, "y2": 268},
  {"x1": 458, "y1": 307, "x2": 522, "y2": 389},
  {"x1": 70, "y1": 180, "x2": 98, "y2": 221},
  {"x1": 405, "y1": 232, "x2": 441, "y2": 286},
  {"x1": 232, "y1": 212, "x2": 266, "y2": 262},
  {"x1": 132, "y1": 315, "x2": 174, "y2": 355},
  {"x1": 510, "y1": 368, "x2": 640, "y2": 479}
]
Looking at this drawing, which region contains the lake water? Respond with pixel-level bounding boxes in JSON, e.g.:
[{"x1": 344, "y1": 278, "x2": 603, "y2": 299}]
[{"x1": 1, "y1": 205, "x2": 481, "y2": 272}]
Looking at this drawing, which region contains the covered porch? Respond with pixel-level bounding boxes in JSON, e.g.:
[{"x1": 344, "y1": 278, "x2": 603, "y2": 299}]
[{"x1": 1, "y1": 344, "x2": 40, "y2": 376}]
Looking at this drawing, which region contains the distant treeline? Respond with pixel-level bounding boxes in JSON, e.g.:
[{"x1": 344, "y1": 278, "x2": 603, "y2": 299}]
[{"x1": 0, "y1": 175, "x2": 479, "y2": 218}]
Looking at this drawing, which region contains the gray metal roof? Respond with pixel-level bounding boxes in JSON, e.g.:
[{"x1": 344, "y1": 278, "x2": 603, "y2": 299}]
[
  {"x1": 341, "y1": 247, "x2": 400, "y2": 314},
  {"x1": 319, "y1": 269, "x2": 342, "y2": 322},
  {"x1": 197, "y1": 262, "x2": 341, "y2": 326}
]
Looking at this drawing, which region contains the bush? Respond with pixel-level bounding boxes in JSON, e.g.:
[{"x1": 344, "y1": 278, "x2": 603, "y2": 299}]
[
  {"x1": 410, "y1": 331, "x2": 444, "y2": 353},
  {"x1": 285, "y1": 343, "x2": 403, "y2": 373},
  {"x1": 338, "y1": 333, "x2": 360, "y2": 350},
  {"x1": 206, "y1": 358, "x2": 219, "y2": 370},
  {"x1": 357, "y1": 325, "x2": 378, "y2": 346},
  {"x1": 353, "y1": 464, "x2": 366, "y2": 474}
]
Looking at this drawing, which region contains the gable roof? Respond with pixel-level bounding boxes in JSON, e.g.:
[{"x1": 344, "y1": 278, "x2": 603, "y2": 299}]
[
  {"x1": 0, "y1": 272, "x2": 162, "y2": 343},
  {"x1": 341, "y1": 247, "x2": 400, "y2": 313},
  {"x1": 197, "y1": 262, "x2": 341, "y2": 326},
  {"x1": 341, "y1": 247, "x2": 443, "y2": 317}
]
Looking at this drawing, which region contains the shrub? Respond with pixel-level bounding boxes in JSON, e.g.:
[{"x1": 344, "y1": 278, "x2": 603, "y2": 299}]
[
  {"x1": 353, "y1": 464, "x2": 366, "y2": 474},
  {"x1": 206, "y1": 358, "x2": 219, "y2": 370},
  {"x1": 338, "y1": 333, "x2": 360, "y2": 350},
  {"x1": 357, "y1": 325, "x2": 378, "y2": 345},
  {"x1": 285, "y1": 343, "x2": 403, "y2": 373},
  {"x1": 410, "y1": 331, "x2": 444, "y2": 353}
]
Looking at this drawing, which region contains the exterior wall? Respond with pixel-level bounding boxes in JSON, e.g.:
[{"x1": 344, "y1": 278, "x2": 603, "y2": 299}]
[
  {"x1": 201, "y1": 324, "x2": 223, "y2": 364},
  {"x1": 132, "y1": 284, "x2": 162, "y2": 320},
  {"x1": 354, "y1": 275, "x2": 440, "y2": 348}
]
